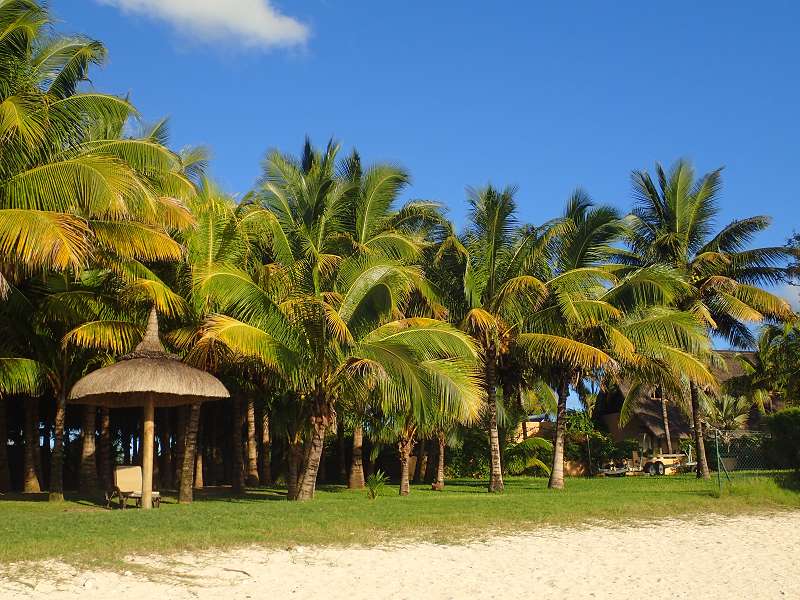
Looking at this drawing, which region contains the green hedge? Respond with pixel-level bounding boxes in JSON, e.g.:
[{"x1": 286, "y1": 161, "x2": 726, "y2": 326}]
[{"x1": 765, "y1": 407, "x2": 800, "y2": 469}]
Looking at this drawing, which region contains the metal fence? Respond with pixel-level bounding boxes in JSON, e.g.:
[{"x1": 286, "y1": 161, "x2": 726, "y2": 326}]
[{"x1": 706, "y1": 428, "x2": 783, "y2": 493}]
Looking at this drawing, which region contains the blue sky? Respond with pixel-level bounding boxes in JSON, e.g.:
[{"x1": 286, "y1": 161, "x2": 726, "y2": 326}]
[{"x1": 59, "y1": 1, "x2": 799, "y2": 300}]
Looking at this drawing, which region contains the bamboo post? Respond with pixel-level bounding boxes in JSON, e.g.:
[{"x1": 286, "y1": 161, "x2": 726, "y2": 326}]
[{"x1": 141, "y1": 396, "x2": 155, "y2": 509}]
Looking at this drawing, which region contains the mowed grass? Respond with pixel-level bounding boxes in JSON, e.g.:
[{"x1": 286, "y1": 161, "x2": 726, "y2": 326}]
[{"x1": 1, "y1": 474, "x2": 798, "y2": 566}]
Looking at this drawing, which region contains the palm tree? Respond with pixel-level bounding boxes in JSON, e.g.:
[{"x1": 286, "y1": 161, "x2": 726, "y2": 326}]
[
  {"x1": 704, "y1": 393, "x2": 752, "y2": 433},
  {"x1": 430, "y1": 186, "x2": 555, "y2": 492},
  {"x1": 498, "y1": 192, "x2": 715, "y2": 489},
  {"x1": 197, "y1": 252, "x2": 484, "y2": 500},
  {"x1": 0, "y1": 357, "x2": 46, "y2": 492},
  {"x1": 0, "y1": 0, "x2": 198, "y2": 499},
  {"x1": 732, "y1": 324, "x2": 800, "y2": 411},
  {"x1": 190, "y1": 141, "x2": 484, "y2": 500},
  {"x1": 338, "y1": 149, "x2": 441, "y2": 262},
  {"x1": 625, "y1": 160, "x2": 794, "y2": 478},
  {"x1": 373, "y1": 372, "x2": 483, "y2": 496},
  {"x1": 0, "y1": 4, "x2": 190, "y2": 282}
]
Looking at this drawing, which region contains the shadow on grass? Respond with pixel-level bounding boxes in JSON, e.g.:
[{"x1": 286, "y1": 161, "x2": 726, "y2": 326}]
[
  {"x1": 438, "y1": 480, "x2": 490, "y2": 493},
  {"x1": 0, "y1": 492, "x2": 51, "y2": 502},
  {"x1": 0, "y1": 492, "x2": 115, "y2": 507},
  {"x1": 774, "y1": 472, "x2": 800, "y2": 492},
  {"x1": 191, "y1": 486, "x2": 289, "y2": 503}
]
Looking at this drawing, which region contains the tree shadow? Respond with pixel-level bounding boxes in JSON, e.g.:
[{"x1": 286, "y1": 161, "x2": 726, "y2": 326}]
[
  {"x1": 774, "y1": 471, "x2": 800, "y2": 492},
  {"x1": 314, "y1": 484, "x2": 348, "y2": 494},
  {"x1": 191, "y1": 486, "x2": 289, "y2": 503},
  {"x1": 417, "y1": 480, "x2": 488, "y2": 494},
  {"x1": 0, "y1": 491, "x2": 117, "y2": 508},
  {"x1": 0, "y1": 492, "x2": 50, "y2": 502}
]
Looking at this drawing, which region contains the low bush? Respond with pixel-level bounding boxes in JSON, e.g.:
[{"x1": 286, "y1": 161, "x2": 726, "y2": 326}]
[
  {"x1": 765, "y1": 407, "x2": 800, "y2": 469},
  {"x1": 366, "y1": 470, "x2": 389, "y2": 499}
]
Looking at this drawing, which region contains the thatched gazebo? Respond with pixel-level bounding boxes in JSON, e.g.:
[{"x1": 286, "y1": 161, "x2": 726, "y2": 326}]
[{"x1": 69, "y1": 309, "x2": 229, "y2": 509}]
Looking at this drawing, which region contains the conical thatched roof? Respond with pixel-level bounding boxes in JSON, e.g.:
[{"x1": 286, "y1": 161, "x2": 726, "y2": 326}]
[{"x1": 69, "y1": 309, "x2": 229, "y2": 408}]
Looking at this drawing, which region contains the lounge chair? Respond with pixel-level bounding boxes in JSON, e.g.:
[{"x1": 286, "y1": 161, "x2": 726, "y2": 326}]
[{"x1": 106, "y1": 465, "x2": 161, "y2": 509}]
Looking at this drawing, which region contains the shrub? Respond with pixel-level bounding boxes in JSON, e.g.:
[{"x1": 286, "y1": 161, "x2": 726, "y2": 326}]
[
  {"x1": 765, "y1": 407, "x2": 800, "y2": 469},
  {"x1": 504, "y1": 437, "x2": 553, "y2": 476},
  {"x1": 366, "y1": 470, "x2": 388, "y2": 500},
  {"x1": 564, "y1": 431, "x2": 638, "y2": 471},
  {"x1": 447, "y1": 427, "x2": 490, "y2": 479}
]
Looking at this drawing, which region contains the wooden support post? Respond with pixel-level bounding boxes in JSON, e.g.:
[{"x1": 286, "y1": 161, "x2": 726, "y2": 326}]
[{"x1": 141, "y1": 397, "x2": 155, "y2": 510}]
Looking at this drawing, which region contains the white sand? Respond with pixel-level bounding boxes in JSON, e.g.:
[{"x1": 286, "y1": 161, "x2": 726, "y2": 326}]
[{"x1": 2, "y1": 513, "x2": 799, "y2": 599}]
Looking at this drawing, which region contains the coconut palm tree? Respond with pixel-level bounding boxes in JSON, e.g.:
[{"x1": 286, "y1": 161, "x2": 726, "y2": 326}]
[
  {"x1": 433, "y1": 188, "x2": 634, "y2": 490},
  {"x1": 188, "y1": 143, "x2": 484, "y2": 500},
  {"x1": 704, "y1": 393, "x2": 752, "y2": 433},
  {"x1": 0, "y1": 17, "x2": 190, "y2": 284},
  {"x1": 0, "y1": 0, "x2": 199, "y2": 499},
  {"x1": 492, "y1": 192, "x2": 715, "y2": 489},
  {"x1": 428, "y1": 185, "x2": 559, "y2": 492},
  {"x1": 625, "y1": 160, "x2": 794, "y2": 478},
  {"x1": 196, "y1": 250, "x2": 484, "y2": 500},
  {"x1": 338, "y1": 149, "x2": 442, "y2": 262},
  {"x1": 730, "y1": 324, "x2": 800, "y2": 411},
  {"x1": 0, "y1": 357, "x2": 46, "y2": 492}
]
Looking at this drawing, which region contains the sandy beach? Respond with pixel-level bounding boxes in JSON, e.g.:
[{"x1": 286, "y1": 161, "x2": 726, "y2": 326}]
[{"x1": 2, "y1": 512, "x2": 798, "y2": 599}]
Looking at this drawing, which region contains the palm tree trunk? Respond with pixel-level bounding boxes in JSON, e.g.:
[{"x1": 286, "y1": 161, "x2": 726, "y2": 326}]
[
  {"x1": 660, "y1": 395, "x2": 673, "y2": 454},
  {"x1": 49, "y1": 389, "x2": 66, "y2": 501},
  {"x1": 195, "y1": 450, "x2": 204, "y2": 489},
  {"x1": 33, "y1": 402, "x2": 42, "y2": 485},
  {"x1": 425, "y1": 439, "x2": 439, "y2": 484},
  {"x1": 548, "y1": 376, "x2": 569, "y2": 490},
  {"x1": 174, "y1": 406, "x2": 186, "y2": 485},
  {"x1": 287, "y1": 440, "x2": 302, "y2": 500},
  {"x1": 486, "y1": 348, "x2": 504, "y2": 492},
  {"x1": 259, "y1": 408, "x2": 272, "y2": 485},
  {"x1": 296, "y1": 412, "x2": 329, "y2": 501},
  {"x1": 158, "y1": 408, "x2": 173, "y2": 489},
  {"x1": 0, "y1": 399, "x2": 9, "y2": 492},
  {"x1": 348, "y1": 424, "x2": 365, "y2": 489},
  {"x1": 78, "y1": 405, "x2": 97, "y2": 495},
  {"x1": 412, "y1": 439, "x2": 427, "y2": 483},
  {"x1": 296, "y1": 421, "x2": 326, "y2": 500},
  {"x1": 194, "y1": 421, "x2": 204, "y2": 489},
  {"x1": 245, "y1": 398, "x2": 259, "y2": 487},
  {"x1": 432, "y1": 432, "x2": 446, "y2": 491},
  {"x1": 296, "y1": 390, "x2": 334, "y2": 501},
  {"x1": 231, "y1": 398, "x2": 245, "y2": 493},
  {"x1": 336, "y1": 419, "x2": 347, "y2": 484},
  {"x1": 690, "y1": 382, "x2": 710, "y2": 479},
  {"x1": 398, "y1": 435, "x2": 414, "y2": 496},
  {"x1": 23, "y1": 400, "x2": 41, "y2": 493},
  {"x1": 98, "y1": 407, "x2": 112, "y2": 491},
  {"x1": 178, "y1": 403, "x2": 201, "y2": 503}
]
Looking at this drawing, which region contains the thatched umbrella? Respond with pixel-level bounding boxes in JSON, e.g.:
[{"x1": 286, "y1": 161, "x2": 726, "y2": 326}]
[{"x1": 69, "y1": 309, "x2": 229, "y2": 509}]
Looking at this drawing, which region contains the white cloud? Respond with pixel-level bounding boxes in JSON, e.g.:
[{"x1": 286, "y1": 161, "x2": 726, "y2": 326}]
[
  {"x1": 97, "y1": 0, "x2": 309, "y2": 49},
  {"x1": 776, "y1": 283, "x2": 800, "y2": 312}
]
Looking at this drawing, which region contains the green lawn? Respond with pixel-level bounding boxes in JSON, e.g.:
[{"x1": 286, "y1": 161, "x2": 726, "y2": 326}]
[{"x1": 1, "y1": 474, "x2": 798, "y2": 566}]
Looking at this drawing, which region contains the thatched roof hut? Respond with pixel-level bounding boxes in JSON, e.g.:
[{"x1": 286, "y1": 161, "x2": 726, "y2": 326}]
[
  {"x1": 596, "y1": 351, "x2": 756, "y2": 451},
  {"x1": 69, "y1": 309, "x2": 229, "y2": 508},
  {"x1": 70, "y1": 311, "x2": 228, "y2": 407}
]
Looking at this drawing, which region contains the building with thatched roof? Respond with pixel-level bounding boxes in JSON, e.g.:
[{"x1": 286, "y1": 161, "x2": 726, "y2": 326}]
[{"x1": 595, "y1": 351, "x2": 757, "y2": 453}]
